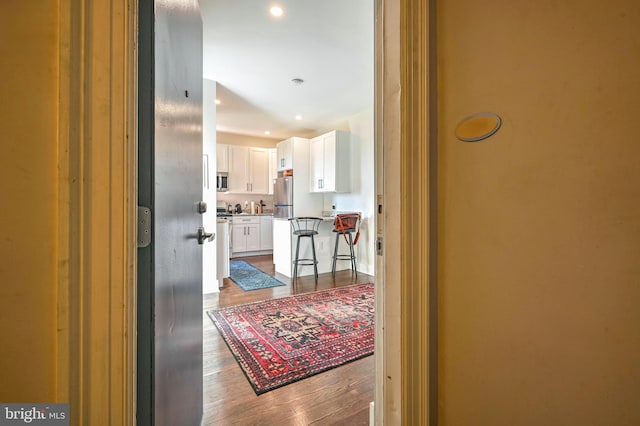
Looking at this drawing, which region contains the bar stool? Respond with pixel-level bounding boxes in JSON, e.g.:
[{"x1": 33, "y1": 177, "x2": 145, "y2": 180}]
[
  {"x1": 289, "y1": 217, "x2": 323, "y2": 282},
  {"x1": 331, "y1": 213, "x2": 361, "y2": 277}
]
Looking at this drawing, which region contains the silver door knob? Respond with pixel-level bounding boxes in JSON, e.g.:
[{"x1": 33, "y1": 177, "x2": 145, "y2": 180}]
[{"x1": 197, "y1": 227, "x2": 214, "y2": 244}]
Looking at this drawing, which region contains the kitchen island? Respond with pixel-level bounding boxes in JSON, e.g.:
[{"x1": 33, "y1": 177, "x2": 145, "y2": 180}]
[{"x1": 273, "y1": 216, "x2": 357, "y2": 278}]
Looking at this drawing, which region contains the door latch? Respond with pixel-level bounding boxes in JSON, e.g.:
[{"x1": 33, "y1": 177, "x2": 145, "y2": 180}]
[
  {"x1": 376, "y1": 237, "x2": 383, "y2": 256},
  {"x1": 197, "y1": 227, "x2": 215, "y2": 244}
]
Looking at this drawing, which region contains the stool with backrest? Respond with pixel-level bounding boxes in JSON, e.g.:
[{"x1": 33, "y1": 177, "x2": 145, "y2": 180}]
[
  {"x1": 331, "y1": 213, "x2": 361, "y2": 277},
  {"x1": 289, "y1": 217, "x2": 323, "y2": 283}
]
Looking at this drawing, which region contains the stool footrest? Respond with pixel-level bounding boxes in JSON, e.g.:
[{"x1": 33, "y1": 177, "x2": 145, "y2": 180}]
[
  {"x1": 292, "y1": 259, "x2": 318, "y2": 266},
  {"x1": 334, "y1": 254, "x2": 354, "y2": 260}
]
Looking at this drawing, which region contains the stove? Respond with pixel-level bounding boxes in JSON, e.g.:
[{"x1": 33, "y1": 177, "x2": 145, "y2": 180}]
[{"x1": 216, "y1": 207, "x2": 232, "y2": 218}]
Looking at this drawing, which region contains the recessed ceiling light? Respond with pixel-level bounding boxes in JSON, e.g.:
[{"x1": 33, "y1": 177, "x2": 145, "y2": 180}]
[
  {"x1": 215, "y1": 99, "x2": 221, "y2": 105},
  {"x1": 295, "y1": 115, "x2": 303, "y2": 121},
  {"x1": 270, "y1": 6, "x2": 284, "y2": 17},
  {"x1": 291, "y1": 78, "x2": 304, "y2": 85},
  {"x1": 264, "y1": 131, "x2": 271, "y2": 135}
]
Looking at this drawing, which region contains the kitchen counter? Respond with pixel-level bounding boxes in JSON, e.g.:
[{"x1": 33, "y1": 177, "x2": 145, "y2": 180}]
[{"x1": 273, "y1": 216, "x2": 356, "y2": 278}]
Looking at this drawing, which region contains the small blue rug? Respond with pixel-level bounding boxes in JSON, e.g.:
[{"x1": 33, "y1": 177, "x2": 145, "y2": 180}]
[{"x1": 229, "y1": 260, "x2": 286, "y2": 291}]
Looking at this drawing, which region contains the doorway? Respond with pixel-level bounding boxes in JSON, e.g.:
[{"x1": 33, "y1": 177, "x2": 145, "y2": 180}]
[
  {"x1": 137, "y1": 0, "x2": 379, "y2": 424},
  {"x1": 200, "y1": 0, "x2": 378, "y2": 422},
  {"x1": 57, "y1": 0, "x2": 407, "y2": 423}
]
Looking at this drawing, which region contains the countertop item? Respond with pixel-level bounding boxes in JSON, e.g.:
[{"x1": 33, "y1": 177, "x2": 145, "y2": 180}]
[{"x1": 232, "y1": 213, "x2": 274, "y2": 217}]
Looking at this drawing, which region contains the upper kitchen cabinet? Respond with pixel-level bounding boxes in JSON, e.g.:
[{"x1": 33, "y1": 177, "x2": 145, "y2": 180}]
[
  {"x1": 309, "y1": 130, "x2": 350, "y2": 193},
  {"x1": 250, "y1": 148, "x2": 271, "y2": 193},
  {"x1": 268, "y1": 148, "x2": 277, "y2": 194},
  {"x1": 228, "y1": 145, "x2": 270, "y2": 194},
  {"x1": 216, "y1": 143, "x2": 229, "y2": 172},
  {"x1": 276, "y1": 137, "x2": 310, "y2": 171},
  {"x1": 276, "y1": 138, "x2": 293, "y2": 171}
]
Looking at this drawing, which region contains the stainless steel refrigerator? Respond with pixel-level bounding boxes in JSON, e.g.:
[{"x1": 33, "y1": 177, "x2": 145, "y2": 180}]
[{"x1": 273, "y1": 176, "x2": 293, "y2": 218}]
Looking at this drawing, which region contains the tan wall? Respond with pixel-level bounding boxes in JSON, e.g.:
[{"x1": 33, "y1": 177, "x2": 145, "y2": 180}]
[
  {"x1": 438, "y1": 0, "x2": 640, "y2": 424},
  {"x1": 217, "y1": 131, "x2": 279, "y2": 148},
  {"x1": 0, "y1": 2, "x2": 59, "y2": 401}
]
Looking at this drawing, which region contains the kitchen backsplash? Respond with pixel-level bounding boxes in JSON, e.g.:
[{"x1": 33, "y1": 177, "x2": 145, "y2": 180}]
[{"x1": 217, "y1": 193, "x2": 274, "y2": 213}]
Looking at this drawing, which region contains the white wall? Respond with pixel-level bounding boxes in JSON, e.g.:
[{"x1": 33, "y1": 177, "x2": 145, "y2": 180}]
[
  {"x1": 203, "y1": 79, "x2": 218, "y2": 293},
  {"x1": 323, "y1": 106, "x2": 376, "y2": 276}
]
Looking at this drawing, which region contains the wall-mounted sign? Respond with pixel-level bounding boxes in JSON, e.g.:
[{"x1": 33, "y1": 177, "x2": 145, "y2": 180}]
[{"x1": 455, "y1": 112, "x2": 502, "y2": 142}]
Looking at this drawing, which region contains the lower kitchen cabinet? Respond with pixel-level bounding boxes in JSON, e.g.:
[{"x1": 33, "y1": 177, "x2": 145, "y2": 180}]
[
  {"x1": 231, "y1": 216, "x2": 260, "y2": 253},
  {"x1": 260, "y1": 216, "x2": 273, "y2": 250},
  {"x1": 231, "y1": 215, "x2": 275, "y2": 255}
]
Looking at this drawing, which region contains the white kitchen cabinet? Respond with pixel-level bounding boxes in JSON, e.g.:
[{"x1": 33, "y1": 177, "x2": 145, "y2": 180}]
[
  {"x1": 245, "y1": 223, "x2": 261, "y2": 251},
  {"x1": 309, "y1": 137, "x2": 325, "y2": 191},
  {"x1": 249, "y1": 148, "x2": 270, "y2": 194},
  {"x1": 276, "y1": 138, "x2": 293, "y2": 171},
  {"x1": 216, "y1": 143, "x2": 229, "y2": 172},
  {"x1": 227, "y1": 145, "x2": 249, "y2": 193},
  {"x1": 309, "y1": 130, "x2": 350, "y2": 192},
  {"x1": 227, "y1": 145, "x2": 270, "y2": 194},
  {"x1": 268, "y1": 148, "x2": 277, "y2": 194},
  {"x1": 260, "y1": 216, "x2": 273, "y2": 250},
  {"x1": 232, "y1": 216, "x2": 261, "y2": 253}
]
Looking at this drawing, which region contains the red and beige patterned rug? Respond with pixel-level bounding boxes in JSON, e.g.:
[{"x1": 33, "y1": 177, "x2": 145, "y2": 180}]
[{"x1": 207, "y1": 282, "x2": 375, "y2": 394}]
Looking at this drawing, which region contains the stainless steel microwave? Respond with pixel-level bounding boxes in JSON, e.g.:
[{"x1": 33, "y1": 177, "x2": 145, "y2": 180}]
[{"x1": 216, "y1": 172, "x2": 228, "y2": 192}]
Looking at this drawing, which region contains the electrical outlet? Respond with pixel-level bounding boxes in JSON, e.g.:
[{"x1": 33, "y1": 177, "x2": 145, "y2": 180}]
[{"x1": 316, "y1": 237, "x2": 330, "y2": 255}]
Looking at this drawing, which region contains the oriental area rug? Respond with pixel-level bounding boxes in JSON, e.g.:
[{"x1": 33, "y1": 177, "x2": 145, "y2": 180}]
[
  {"x1": 207, "y1": 282, "x2": 375, "y2": 394},
  {"x1": 229, "y1": 260, "x2": 286, "y2": 291}
]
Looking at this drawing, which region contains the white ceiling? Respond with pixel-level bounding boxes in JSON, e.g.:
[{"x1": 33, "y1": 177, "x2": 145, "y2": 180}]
[{"x1": 200, "y1": 0, "x2": 374, "y2": 140}]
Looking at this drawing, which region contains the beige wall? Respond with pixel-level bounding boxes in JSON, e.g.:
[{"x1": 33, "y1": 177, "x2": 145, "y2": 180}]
[
  {"x1": 0, "y1": 2, "x2": 59, "y2": 401},
  {"x1": 438, "y1": 0, "x2": 640, "y2": 424},
  {"x1": 217, "y1": 131, "x2": 279, "y2": 148}
]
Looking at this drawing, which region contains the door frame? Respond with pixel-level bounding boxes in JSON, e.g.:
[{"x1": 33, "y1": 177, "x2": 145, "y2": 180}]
[
  {"x1": 57, "y1": 0, "x2": 433, "y2": 424},
  {"x1": 57, "y1": 0, "x2": 138, "y2": 423}
]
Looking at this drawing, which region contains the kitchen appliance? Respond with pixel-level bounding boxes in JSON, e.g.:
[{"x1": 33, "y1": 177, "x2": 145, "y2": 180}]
[
  {"x1": 234, "y1": 203, "x2": 242, "y2": 214},
  {"x1": 273, "y1": 175, "x2": 293, "y2": 218},
  {"x1": 216, "y1": 172, "x2": 229, "y2": 192},
  {"x1": 216, "y1": 201, "x2": 232, "y2": 217}
]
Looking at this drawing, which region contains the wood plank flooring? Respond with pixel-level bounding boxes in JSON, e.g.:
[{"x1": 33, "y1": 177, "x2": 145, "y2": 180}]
[{"x1": 202, "y1": 255, "x2": 375, "y2": 425}]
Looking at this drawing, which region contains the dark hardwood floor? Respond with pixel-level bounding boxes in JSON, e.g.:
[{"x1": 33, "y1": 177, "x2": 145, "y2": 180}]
[{"x1": 202, "y1": 255, "x2": 375, "y2": 425}]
